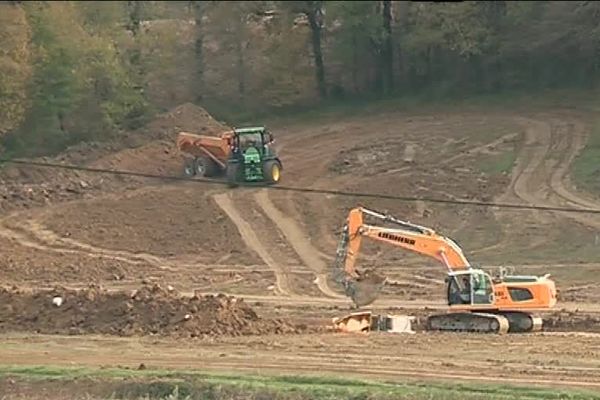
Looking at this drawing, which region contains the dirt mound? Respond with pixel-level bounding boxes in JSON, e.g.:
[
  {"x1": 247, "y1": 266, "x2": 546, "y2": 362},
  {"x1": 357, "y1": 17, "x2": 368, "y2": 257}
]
[
  {"x1": 0, "y1": 103, "x2": 229, "y2": 212},
  {"x1": 88, "y1": 140, "x2": 183, "y2": 177},
  {"x1": 136, "y1": 102, "x2": 228, "y2": 140},
  {"x1": 89, "y1": 102, "x2": 230, "y2": 175},
  {"x1": 542, "y1": 310, "x2": 600, "y2": 333},
  {"x1": 0, "y1": 283, "x2": 302, "y2": 338}
]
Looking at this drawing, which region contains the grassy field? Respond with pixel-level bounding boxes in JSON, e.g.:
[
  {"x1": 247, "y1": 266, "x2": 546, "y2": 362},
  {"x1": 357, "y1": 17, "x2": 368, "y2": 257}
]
[{"x1": 1, "y1": 365, "x2": 600, "y2": 400}]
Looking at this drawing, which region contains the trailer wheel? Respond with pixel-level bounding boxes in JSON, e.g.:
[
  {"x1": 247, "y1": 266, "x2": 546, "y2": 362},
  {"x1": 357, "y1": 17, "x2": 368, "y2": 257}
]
[
  {"x1": 183, "y1": 158, "x2": 196, "y2": 177},
  {"x1": 195, "y1": 156, "x2": 218, "y2": 177}
]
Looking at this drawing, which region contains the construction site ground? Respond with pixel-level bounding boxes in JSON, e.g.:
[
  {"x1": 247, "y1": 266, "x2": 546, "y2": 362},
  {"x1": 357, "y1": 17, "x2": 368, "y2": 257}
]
[{"x1": 1, "y1": 101, "x2": 600, "y2": 394}]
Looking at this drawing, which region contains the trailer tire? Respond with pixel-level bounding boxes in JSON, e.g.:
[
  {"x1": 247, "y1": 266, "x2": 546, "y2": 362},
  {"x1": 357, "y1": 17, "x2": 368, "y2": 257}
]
[
  {"x1": 183, "y1": 158, "x2": 196, "y2": 177},
  {"x1": 195, "y1": 156, "x2": 218, "y2": 177}
]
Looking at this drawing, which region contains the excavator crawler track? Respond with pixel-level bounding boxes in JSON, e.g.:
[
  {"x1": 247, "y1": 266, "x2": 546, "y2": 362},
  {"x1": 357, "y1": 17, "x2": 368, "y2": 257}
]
[
  {"x1": 426, "y1": 312, "x2": 510, "y2": 334},
  {"x1": 498, "y1": 312, "x2": 543, "y2": 333}
]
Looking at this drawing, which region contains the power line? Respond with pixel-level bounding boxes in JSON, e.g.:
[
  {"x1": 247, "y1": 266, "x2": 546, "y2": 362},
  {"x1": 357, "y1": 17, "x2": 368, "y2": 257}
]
[{"x1": 2, "y1": 158, "x2": 600, "y2": 214}]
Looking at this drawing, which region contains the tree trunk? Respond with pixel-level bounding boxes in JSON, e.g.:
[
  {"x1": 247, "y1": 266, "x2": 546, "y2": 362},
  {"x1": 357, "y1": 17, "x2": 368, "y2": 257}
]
[
  {"x1": 306, "y1": 2, "x2": 327, "y2": 99},
  {"x1": 381, "y1": 0, "x2": 394, "y2": 94},
  {"x1": 192, "y1": 1, "x2": 205, "y2": 101},
  {"x1": 57, "y1": 112, "x2": 65, "y2": 134}
]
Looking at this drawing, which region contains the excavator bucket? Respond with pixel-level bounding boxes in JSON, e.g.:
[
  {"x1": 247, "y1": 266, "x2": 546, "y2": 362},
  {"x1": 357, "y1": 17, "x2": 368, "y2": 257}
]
[
  {"x1": 332, "y1": 311, "x2": 373, "y2": 333},
  {"x1": 349, "y1": 269, "x2": 387, "y2": 307},
  {"x1": 332, "y1": 311, "x2": 416, "y2": 334}
]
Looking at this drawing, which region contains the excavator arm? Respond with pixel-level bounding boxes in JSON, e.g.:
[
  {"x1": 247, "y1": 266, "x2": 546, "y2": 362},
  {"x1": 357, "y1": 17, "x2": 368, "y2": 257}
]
[{"x1": 332, "y1": 207, "x2": 471, "y2": 306}]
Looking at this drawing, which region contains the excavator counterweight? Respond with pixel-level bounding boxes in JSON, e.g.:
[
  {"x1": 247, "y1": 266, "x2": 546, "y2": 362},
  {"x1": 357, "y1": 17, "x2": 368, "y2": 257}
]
[{"x1": 331, "y1": 206, "x2": 558, "y2": 334}]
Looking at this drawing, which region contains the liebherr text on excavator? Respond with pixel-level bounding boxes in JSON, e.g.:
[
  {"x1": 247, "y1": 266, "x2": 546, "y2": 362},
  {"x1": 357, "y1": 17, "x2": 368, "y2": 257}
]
[{"x1": 331, "y1": 207, "x2": 558, "y2": 334}]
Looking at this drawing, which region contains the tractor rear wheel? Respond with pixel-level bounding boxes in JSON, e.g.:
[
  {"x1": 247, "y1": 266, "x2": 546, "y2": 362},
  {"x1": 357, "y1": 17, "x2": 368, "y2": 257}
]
[
  {"x1": 183, "y1": 158, "x2": 195, "y2": 177},
  {"x1": 195, "y1": 156, "x2": 218, "y2": 177},
  {"x1": 262, "y1": 160, "x2": 282, "y2": 184}
]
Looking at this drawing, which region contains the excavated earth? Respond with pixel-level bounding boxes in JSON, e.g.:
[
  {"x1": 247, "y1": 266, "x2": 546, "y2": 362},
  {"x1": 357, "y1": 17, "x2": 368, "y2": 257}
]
[
  {"x1": 2, "y1": 102, "x2": 600, "y2": 391},
  {"x1": 0, "y1": 103, "x2": 228, "y2": 213},
  {"x1": 0, "y1": 283, "x2": 304, "y2": 338}
]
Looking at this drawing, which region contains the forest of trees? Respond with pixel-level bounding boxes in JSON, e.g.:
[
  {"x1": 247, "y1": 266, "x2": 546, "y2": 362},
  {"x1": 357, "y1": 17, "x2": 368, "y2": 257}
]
[{"x1": 1, "y1": 1, "x2": 600, "y2": 157}]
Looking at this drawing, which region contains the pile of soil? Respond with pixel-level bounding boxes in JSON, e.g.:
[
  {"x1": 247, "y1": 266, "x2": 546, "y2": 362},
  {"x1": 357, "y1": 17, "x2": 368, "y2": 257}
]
[
  {"x1": 542, "y1": 310, "x2": 600, "y2": 333},
  {"x1": 0, "y1": 103, "x2": 230, "y2": 212},
  {"x1": 135, "y1": 102, "x2": 228, "y2": 141},
  {"x1": 89, "y1": 102, "x2": 230, "y2": 176},
  {"x1": 0, "y1": 283, "x2": 302, "y2": 338}
]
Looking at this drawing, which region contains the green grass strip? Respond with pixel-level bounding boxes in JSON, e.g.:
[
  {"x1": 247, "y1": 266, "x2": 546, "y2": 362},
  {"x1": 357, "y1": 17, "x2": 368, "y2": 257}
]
[{"x1": 0, "y1": 364, "x2": 599, "y2": 400}]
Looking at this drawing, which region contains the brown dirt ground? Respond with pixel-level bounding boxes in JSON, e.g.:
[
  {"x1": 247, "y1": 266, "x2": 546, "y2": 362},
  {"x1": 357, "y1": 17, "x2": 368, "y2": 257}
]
[
  {"x1": 0, "y1": 283, "x2": 305, "y2": 338},
  {"x1": 35, "y1": 185, "x2": 256, "y2": 262},
  {"x1": 2, "y1": 103, "x2": 600, "y2": 389},
  {"x1": 0, "y1": 103, "x2": 228, "y2": 213}
]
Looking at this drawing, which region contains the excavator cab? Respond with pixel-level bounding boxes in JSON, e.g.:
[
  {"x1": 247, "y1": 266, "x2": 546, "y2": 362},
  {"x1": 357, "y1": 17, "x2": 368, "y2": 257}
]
[{"x1": 447, "y1": 270, "x2": 494, "y2": 307}]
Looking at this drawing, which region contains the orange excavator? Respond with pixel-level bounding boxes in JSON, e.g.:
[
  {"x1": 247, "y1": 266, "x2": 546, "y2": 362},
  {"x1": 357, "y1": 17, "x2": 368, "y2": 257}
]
[{"x1": 331, "y1": 207, "x2": 558, "y2": 334}]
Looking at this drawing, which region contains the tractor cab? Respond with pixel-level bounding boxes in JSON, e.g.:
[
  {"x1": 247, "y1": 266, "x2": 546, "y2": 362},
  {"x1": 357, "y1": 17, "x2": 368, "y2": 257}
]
[
  {"x1": 231, "y1": 127, "x2": 274, "y2": 155},
  {"x1": 226, "y1": 127, "x2": 282, "y2": 184}
]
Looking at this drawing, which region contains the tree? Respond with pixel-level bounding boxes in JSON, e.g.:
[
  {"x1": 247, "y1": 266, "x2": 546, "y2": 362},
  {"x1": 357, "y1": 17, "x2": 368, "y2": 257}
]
[
  {"x1": 205, "y1": 1, "x2": 258, "y2": 105},
  {"x1": 10, "y1": 2, "x2": 83, "y2": 154},
  {"x1": 328, "y1": 1, "x2": 381, "y2": 94},
  {"x1": 125, "y1": 0, "x2": 145, "y2": 91},
  {"x1": 305, "y1": 1, "x2": 327, "y2": 98},
  {"x1": 381, "y1": 0, "x2": 393, "y2": 94},
  {"x1": 282, "y1": 1, "x2": 327, "y2": 98},
  {"x1": 1, "y1": 1, "x2": 149, "y2": 156},
  {"x1": 0, "y1": 3, "x2": 32, "y2": 139}
]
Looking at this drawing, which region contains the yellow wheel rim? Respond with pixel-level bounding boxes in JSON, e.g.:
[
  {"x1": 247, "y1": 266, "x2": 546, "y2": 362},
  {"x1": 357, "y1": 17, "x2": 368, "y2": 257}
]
[{"x1": 272, "y1": 164, "x2": 280, "y2": 182}]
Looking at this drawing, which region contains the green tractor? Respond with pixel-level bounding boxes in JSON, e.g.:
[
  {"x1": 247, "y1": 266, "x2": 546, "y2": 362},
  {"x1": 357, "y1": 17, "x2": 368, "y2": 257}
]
[
  {"x1": 177, "y1": 126, "x2": 282, "y2": 186},
  {"x1": 226, "y1": 127, "x2": 282, "y2": 186}
]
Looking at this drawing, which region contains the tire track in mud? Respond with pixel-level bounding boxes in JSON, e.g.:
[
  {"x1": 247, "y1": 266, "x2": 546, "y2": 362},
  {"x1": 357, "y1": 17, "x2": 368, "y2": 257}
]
[
  {"x1": 472, "y1": 115, "x2": 600, "y2": 257},
  {"x1": 281, "y1": 125, "x2": 533, "y2": 262},
  {"x1": 0, "y1": 189, "x2": 314, "y2": 298},
  {"x1": 254, "y1": 190, "x2": 345, "y2": 299},
  {"x1": 548, "y1": 120, "x2": 600, "y2": 228},
  {"x1": 212, "y1": 191, "x2": 295, "y2": 296},
  {"x1": 471, "y1": 118, "x2": 554, "y2": 255},
  {"x1": 276, "y1": 118, "x2": 596, "y2": 281},
  {"x1": 0, "y1": 211, "x2": 265, "y2": 275},
  {"x1": 0, "y1": 185, "x2": 233, "y2": 273},
  {"x1": 0, "y1": 218, "x2": 171, "y2": 269}
]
